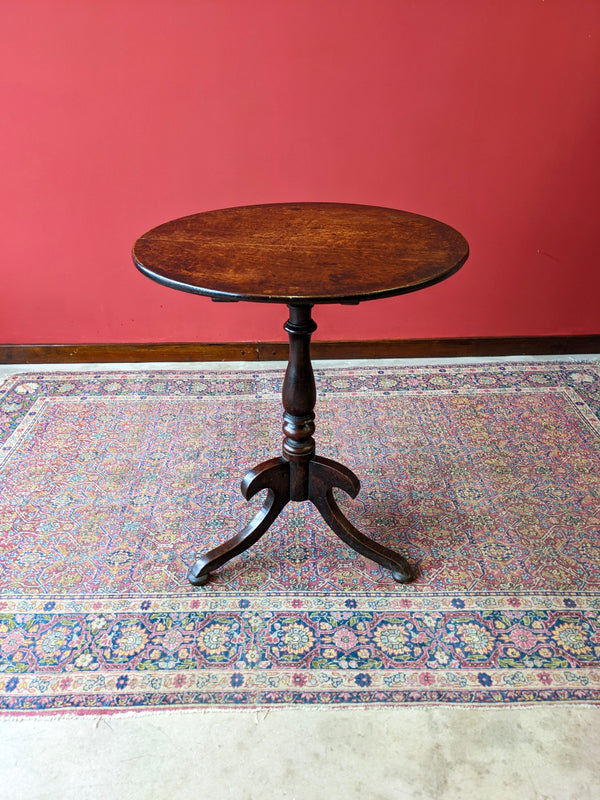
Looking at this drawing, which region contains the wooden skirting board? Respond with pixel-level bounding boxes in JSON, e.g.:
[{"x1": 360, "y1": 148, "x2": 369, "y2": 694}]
[{"x1": 1, "y1": 336, "x2": 599, "y2": 364}]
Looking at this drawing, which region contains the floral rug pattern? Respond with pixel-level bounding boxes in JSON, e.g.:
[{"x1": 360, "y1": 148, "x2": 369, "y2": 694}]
[{"x1": 0, "y1": 362, "x2": 599, "y2": 712}]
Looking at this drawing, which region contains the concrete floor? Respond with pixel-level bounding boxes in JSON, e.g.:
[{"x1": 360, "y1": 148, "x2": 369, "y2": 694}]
[
  {"x1": 1, "y1": 356, "x2": 599, "y2": 800},
  {"x1": 1, "y1": 706, "x2": 600, "y2": 800}
]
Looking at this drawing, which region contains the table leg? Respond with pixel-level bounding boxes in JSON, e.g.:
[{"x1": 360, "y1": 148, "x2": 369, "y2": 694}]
[
  {"x1": 187, "y1": 303, "x2": 415, "y2": 586},
  {"x1": 309, "y1": 456, "x2": 413, "y2": 583},
  {"x1": 187, "y1": 457, "x2": 289, "y2": 586}
]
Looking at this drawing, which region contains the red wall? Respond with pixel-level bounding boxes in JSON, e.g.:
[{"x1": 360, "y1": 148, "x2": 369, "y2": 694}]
[{"x1": 2, "y1": 1, "x2": 599, "y2": 345}]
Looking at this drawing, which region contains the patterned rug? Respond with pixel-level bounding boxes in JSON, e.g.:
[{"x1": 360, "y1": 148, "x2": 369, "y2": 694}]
[{"x1": 0, "y1": 361, "x2": 599, "y2": 713}]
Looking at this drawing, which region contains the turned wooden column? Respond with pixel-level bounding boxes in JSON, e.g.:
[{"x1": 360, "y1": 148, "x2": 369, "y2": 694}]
[{"x1": 282, "y1": 304, "x2": 318, "y2": 501}]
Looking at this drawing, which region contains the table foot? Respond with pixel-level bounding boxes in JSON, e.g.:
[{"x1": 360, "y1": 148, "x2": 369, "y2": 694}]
[
  {"x1": 187, "y1": 457, "x2": 289, "y2": 586},
  {"x1": 391, "y1": 569, "x2": 413, "y2": 584},
  {"x1": 309, "y1": 456, "x2": 415, "y2": 583}
]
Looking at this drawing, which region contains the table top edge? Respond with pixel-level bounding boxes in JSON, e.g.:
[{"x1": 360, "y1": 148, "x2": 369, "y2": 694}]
[{"x1": 133, "y1": 248, "x2": 469, "y2": 305}]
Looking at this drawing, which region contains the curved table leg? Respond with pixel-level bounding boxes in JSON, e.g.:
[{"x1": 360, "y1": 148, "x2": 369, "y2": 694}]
[
  {"x1": 187, "y1": 457, "x2": 290, "y2": 586},
  {"x1": 309, "y1": 456, "x2": 415, "y2": 583}
]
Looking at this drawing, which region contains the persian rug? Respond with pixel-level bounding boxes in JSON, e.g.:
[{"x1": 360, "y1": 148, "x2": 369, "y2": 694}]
[{"x1": 0, "y1": 361, "x2": 599, "y2": 713}]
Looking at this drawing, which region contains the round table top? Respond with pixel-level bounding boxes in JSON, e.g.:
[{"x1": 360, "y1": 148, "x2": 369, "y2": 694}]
[{"x1": 132, "y1": 203, "x2": 468, "y2": 305}]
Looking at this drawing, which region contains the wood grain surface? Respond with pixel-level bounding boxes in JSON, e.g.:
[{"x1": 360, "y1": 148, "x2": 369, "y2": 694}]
[{"x1": 132, "y1": 203, "x2": 469, "y2": 304}]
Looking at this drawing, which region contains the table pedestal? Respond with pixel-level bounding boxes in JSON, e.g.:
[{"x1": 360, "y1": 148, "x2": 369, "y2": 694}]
[{"x1": 187, "y1": 304, "x2": 415, "y2": 586}]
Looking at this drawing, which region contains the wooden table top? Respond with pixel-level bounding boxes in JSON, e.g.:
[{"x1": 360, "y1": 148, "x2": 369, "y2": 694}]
[{"x1": 132, "y1": 203, "x2": 468, "y2": 304}]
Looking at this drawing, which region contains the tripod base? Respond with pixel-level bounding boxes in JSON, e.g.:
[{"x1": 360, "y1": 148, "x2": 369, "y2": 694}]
[
  {"x1": 187, "y1": 455, "x2": 415, "y2": 587},
  {"x1": 188, "y1": 304, "x2": 415, "y2": 588}
]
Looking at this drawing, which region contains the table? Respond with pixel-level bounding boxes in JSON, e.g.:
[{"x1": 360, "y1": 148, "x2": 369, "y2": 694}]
[{"x1": 132, "y1": 203, "x2": 469, "y2": 585}]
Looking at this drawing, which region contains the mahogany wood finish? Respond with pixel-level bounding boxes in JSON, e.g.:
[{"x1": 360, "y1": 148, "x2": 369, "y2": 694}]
[
  {"x1": 133, "y1": 203, "x2": 468, "y2": 304},
  {"x1": 132, "y1": 203, "x2": 469, "y2": 585}
]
